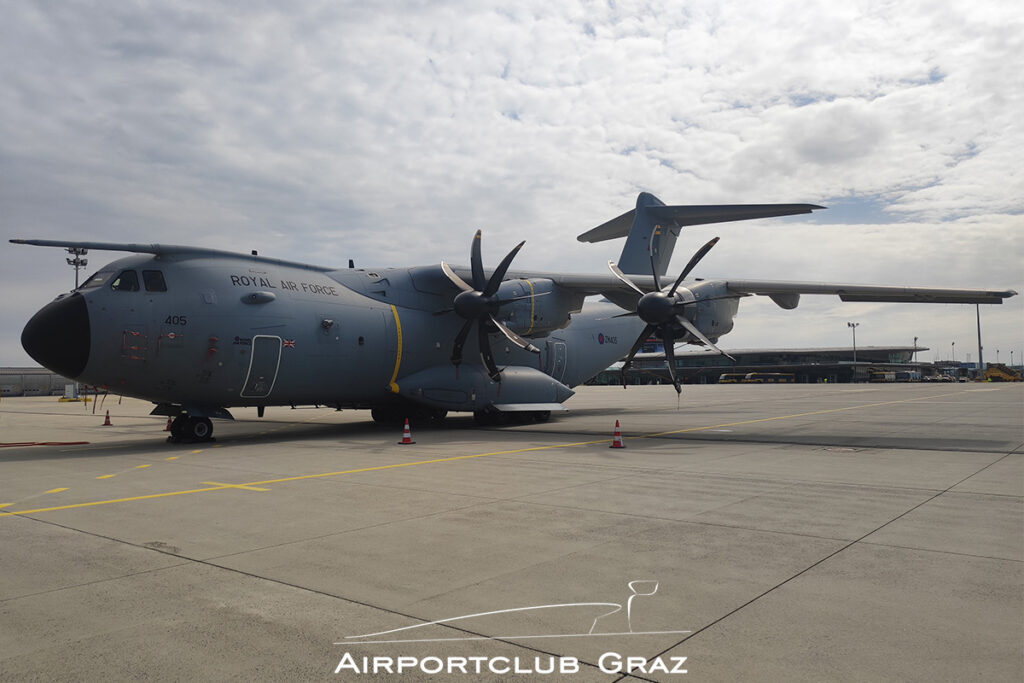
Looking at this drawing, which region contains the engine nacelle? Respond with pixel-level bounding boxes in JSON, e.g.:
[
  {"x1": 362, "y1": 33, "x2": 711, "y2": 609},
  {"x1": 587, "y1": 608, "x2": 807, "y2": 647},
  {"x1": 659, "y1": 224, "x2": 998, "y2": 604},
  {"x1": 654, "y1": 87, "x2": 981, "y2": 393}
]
[
  {"x1": 495, "y1": 278, "x2": 581, "y2": 337},
  {"x1": 673, "y1": 281, "x2": 738, "y2": 345}
]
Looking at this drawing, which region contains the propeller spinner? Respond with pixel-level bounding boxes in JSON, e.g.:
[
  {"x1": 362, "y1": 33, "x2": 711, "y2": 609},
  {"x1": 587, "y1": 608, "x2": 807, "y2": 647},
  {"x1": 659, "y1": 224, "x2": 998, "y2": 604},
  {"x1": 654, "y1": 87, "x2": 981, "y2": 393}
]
[{"x1": 440, "y1": 230, "x2": 540, "y2": 381}]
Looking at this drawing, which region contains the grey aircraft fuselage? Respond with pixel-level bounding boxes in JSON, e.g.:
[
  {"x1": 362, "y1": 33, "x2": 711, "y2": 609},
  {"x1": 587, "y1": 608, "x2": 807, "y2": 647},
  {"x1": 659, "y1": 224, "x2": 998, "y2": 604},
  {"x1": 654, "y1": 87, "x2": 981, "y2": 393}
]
[
  {"x1": 55, "y1": 252, "x2": 647, "y2": 413},
  {"x1": 15, "y1": 192, "x2": 1015, "y2": 442}
]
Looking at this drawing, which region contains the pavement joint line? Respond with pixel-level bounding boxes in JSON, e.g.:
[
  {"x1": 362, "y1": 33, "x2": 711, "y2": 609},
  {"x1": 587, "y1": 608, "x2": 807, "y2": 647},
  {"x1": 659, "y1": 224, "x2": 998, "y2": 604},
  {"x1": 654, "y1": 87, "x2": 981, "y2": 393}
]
[
  {"x1": 630, "y1": 448, "x2": 1018, "y2": 673},
  {"x1": 0, "y1": 390, "x2": 981, "y2": 518}
]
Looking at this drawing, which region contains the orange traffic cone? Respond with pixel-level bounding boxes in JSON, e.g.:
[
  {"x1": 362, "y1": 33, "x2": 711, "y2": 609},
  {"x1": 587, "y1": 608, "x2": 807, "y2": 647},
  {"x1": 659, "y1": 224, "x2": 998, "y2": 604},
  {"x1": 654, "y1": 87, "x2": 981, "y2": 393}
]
[
  {"x1": 164, "y1": 417, "x2": 173, "y2": 431},
  {"x1": 102, "y1": 410, "x2": 112, "y2": 426},
  {"x1": 609, "y1": 420, "x2": 625, "y2": 448},
  {"x1": 398, "y1": 418, "x2": 415, "y2": 445}
]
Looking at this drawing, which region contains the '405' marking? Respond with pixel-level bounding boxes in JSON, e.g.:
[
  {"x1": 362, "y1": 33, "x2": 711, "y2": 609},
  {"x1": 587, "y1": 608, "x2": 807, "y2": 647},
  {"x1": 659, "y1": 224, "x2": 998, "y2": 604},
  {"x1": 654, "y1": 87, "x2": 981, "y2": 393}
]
[{"x1": 164, "y1": 315, "x2": 188, "y2": 326}]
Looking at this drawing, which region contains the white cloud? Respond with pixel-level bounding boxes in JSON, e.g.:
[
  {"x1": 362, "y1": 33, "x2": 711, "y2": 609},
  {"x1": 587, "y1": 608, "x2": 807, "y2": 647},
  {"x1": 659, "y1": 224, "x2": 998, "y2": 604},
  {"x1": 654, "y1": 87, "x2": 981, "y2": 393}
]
[{"x1": 1, "y1": 0, "x2": 1021, "y2": 365}]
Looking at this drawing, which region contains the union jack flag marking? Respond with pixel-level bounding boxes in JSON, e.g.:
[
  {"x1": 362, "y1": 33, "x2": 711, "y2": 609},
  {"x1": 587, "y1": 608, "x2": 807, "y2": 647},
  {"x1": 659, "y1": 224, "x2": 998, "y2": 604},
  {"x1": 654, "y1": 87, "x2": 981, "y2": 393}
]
[{"x1": 283, "y1": 339, "x2": 296, "y2": 348}]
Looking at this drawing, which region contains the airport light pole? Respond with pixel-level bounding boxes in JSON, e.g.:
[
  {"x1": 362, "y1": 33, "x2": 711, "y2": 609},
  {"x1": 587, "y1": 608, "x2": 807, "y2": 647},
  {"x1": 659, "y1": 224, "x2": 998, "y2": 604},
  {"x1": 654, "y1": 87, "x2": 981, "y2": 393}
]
[
  {"x1": 975, "y1": 304, "x2": 984, "y2": 373},
  {"x1": 847, "y1": 321, "x2": 859, "y2": 382},
  {"x1": 66, "y1": 247, "x2": 88, "y2": 289},
  {"x1": 913, "y1": 336, "x2": 918, "y2": 363},
  {"x1": 951, "y1": 341, "x2": 955, "y2": 362},
  {"x1": 64, "y1": 247, "x2": 88, "y2": 400}
]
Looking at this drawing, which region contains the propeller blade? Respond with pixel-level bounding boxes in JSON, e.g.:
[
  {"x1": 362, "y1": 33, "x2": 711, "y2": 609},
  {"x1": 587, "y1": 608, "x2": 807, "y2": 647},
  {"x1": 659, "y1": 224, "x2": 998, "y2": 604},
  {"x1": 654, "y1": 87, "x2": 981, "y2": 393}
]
[
  {"x1": 669, "y1": 237, "x2": 720, "y2": 296},
  {"x1": 673, "y1": 293, "x2": 738, "y2": 308},
  {"x1": 478, "y1": 322, "x2": 501, "y2": 381},
  {"x1": 489, "y1": 315, "x2": 540, "y2": 353},
  {"x1": 451, "y1": 318, "x2": 474, "y2": 366},
  {"x1": 676, "y1": 316, "x2": 736, "y2": 362},
  {"x1": 650, "y1": 250, "x2": 662, "y2": 291},
  {"x1": 596, "y1": 311, "x2": 639, "y2": 321},
  {"x1": 471, "y1": 230, "x2": 485, "y2": 291},
  {"x1": 495, "y1": 291, "x2": 551, "y2": 306},
  {"x1": 620, "y1": 323, "x2": 657, "y2": 387},
  {"x1": 661, "y1": 329, "x2": 681, "y2": 394},
  {"x1": 483, "y1": 240, "x2": 526, "y2": 297},
  {"x1": 607, "y1": 261, "x2": 645, "y2": 295},
  {"x1": 441, "y1": 261, "x2": 473, "y2": 293}
]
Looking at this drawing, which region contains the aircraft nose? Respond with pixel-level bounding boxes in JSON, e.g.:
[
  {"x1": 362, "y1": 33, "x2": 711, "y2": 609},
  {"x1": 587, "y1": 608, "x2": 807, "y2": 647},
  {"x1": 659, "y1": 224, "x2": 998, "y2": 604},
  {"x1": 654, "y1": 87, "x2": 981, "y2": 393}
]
[{"x1": 21, "y1": 293, "x2": 91, "y2": 379}]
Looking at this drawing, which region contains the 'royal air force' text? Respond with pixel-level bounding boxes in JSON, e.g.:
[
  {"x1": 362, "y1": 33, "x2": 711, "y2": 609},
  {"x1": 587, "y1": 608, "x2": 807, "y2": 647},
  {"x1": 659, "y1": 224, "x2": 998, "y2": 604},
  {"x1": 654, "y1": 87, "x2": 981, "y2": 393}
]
[{"x1": 229, "y1": 274, "x2": 339, "y2": 297}]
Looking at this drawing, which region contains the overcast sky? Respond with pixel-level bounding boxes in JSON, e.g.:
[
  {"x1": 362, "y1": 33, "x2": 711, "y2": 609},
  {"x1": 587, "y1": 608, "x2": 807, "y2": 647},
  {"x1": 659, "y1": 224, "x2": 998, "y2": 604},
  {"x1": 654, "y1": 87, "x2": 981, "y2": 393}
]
[{"x1": 1, "y1": 0, "x2": 1021, "y2": 367}]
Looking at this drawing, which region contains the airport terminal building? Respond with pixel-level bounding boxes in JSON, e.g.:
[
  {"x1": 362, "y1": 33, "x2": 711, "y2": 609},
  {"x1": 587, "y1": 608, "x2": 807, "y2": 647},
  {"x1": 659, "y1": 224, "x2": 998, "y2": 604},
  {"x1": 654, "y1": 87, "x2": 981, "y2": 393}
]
[{"x1": 590, "y1": 345, "x2": 948, "y2": 385}]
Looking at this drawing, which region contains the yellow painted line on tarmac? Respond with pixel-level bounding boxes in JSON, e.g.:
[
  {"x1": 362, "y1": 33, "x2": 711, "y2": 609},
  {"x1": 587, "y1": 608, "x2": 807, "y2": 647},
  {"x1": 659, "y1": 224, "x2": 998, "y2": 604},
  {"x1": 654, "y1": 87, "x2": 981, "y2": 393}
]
[
  {"x1": 201, "y1": 481, "x2": 270, "y2": 492},
  {"x1": 135, "y1": 464, "x2": 152, "y2": 469},
  {"x1": 644, "y1": 390, "x2": 968, "y2": 439},
  {"x1": 0, "y1": 485, "x2": 236, "y2": 517},
  {"x1": 96, "y1": 474, "x2": 116, "y2": 480},
  {"x1": 191, "y1": 449, "x2": 204, "y2": 454},
  {"x1": 241, "y1": 440, "x2": 609, "y2": 488},
  {"x1": 0, "y1": 389, "x2": 982, "y2": 519},
  {"x1": 1, "y1": 503, "x2": 13, "y2": 509},
  {"x1": 166, "y1": 456, "x2": 179, "y2": 461},
  {"x1": 46, "y1": 488, "x2": 69, "y2": 494}
]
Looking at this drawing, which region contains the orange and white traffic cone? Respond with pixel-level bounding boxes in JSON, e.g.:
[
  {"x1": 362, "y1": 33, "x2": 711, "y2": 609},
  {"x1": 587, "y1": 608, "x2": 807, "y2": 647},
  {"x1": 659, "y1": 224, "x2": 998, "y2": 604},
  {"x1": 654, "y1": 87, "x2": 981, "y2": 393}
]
[
  {"x1": 102, "y1": 410, "x2": 112, "y2": 427},
  {"x1": 398, "y1": 418, "x2": 415, "y2": 445},
  {"x1": 609, "y1": 420, "x2": 625, "y2": 449},
  {"x1": 164, "y1": 417, "x2": 173, "y2": 432}
]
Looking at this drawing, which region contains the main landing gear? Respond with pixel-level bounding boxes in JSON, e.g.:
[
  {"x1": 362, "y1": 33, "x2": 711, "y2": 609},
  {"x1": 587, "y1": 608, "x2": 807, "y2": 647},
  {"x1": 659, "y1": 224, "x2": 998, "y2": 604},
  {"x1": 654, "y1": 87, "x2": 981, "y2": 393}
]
[
  {"x1": 168, "y1": 415, "x2": 215, "y2": 443},
  {"x1": 473, "y1": 408, "x2": 551, "y2": 426}
]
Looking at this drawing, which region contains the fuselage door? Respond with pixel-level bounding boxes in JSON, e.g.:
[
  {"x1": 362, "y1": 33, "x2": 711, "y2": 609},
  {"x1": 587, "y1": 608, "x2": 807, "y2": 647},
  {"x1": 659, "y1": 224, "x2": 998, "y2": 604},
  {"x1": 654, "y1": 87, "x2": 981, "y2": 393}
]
[
  {"x1": 546, "y1": 339, "x2": 567, "y2": 382},
  {"x1": 240, "y1": 335, "x2": 283, "y2": 398}
]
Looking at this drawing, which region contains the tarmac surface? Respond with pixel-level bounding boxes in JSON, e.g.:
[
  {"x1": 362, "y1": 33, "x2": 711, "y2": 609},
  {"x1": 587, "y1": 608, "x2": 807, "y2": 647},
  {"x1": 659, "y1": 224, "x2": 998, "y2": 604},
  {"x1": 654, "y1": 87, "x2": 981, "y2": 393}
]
[{"x1": 1, "y1": 383, "x2": 1021, "y2": 682}]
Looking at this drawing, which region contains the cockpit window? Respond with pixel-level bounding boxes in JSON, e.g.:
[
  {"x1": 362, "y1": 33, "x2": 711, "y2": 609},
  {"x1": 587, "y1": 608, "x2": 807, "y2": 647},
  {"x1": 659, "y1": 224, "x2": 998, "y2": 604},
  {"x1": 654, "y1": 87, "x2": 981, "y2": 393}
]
[
  {"x1": 79, "y1": 270, "x2": 115, "y2": 290},
  {"x1": 143, "y1": 270, "x2": 167, "y2": 292},
  {"x1": 110, "y1": 270, "x2": 140, "y2": 292}
]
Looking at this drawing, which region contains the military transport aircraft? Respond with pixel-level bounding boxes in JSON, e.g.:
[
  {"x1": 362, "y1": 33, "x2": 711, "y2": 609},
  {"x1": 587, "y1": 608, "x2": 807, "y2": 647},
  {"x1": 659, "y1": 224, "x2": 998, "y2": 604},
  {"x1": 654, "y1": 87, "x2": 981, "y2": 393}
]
[{"x1": 12, "y1": 192, "x2": 1017, "y2": 442}]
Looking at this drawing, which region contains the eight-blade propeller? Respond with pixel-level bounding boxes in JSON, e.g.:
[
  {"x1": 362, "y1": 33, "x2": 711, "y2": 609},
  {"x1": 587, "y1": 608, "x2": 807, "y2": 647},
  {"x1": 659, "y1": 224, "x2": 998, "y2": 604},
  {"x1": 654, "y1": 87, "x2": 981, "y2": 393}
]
[
  {"x1": 440, "y1": 230, "x2": 539, "y2": 381},
  {"x1": 610, "y1": 236, "x2": 736, "y2": 394}
]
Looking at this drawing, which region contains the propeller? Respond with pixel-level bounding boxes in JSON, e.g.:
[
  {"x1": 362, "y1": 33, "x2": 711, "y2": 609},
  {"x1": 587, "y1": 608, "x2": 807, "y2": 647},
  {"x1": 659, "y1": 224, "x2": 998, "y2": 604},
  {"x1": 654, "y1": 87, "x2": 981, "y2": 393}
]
[
  {"x1": 610, "y1": 236, "x2": 736, "y2": 393},
  {"x1": 440, "y1": 230, "x2": 540, "y2": 381}
]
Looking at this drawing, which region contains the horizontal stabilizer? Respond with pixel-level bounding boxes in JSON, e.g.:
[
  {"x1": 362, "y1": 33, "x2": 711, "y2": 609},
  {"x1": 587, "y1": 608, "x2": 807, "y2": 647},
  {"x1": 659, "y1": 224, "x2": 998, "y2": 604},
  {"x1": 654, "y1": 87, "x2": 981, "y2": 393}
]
[{"x1": 577, "y1": 203, "x2": 824, "y2": 243}]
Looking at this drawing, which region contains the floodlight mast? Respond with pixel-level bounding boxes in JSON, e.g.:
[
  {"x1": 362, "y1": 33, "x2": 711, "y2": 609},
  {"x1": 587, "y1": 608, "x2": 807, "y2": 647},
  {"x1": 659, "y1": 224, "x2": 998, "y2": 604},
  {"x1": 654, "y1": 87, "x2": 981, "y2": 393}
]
[
  {"x1": 847, "y1": 321, "x2": 859, "y2": 379},
  {"x1": 63, "y1": 247, "x2": 88, "y2": 401},
  {"x1": 65, "y1": 247, "x2": 88, "y2": 289}
]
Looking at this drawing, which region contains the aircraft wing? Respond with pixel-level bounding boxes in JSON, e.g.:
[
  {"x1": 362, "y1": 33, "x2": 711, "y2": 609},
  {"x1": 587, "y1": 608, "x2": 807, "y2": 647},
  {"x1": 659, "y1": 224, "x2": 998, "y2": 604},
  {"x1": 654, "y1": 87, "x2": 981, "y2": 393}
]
[
  {"x1": 724, "y1": 280, "x2": 1017, "y2": 305},
  {"x1": 9, "y1": 239, "x2": 335, "y2": 272},
  {"x1": 500, "y1": 271, "x2": 1017, "y2": 304}
]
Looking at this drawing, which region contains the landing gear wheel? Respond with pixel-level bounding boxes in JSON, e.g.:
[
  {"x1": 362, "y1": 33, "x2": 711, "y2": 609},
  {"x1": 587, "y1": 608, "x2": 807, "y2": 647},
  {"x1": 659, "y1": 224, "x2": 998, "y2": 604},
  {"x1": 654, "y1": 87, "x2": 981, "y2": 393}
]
[
  {"x1": 169, "y1": 415, "x2": 188, "y2": 441},
  {"x1": 474, "y1": 409, "x2": 508, "y2": 426},
  {"x1": 371, "y1": 408, "x2": 404, "y2": 425},
  {"x1": 187, "y1": 417, "x2": 214, "y2": 442}
]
